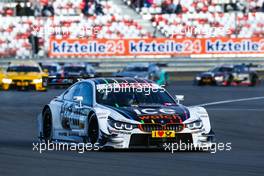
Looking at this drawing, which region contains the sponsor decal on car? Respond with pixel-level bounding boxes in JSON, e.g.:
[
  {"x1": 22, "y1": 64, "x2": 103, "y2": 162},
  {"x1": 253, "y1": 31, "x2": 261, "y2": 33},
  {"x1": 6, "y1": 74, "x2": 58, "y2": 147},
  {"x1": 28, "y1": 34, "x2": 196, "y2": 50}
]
[
  {"x1": 138, "y1": 114, "x2": 179, "y2": 120},
  {"x1": 152, "y1": 130, "x2": 175, "y2": 138}
]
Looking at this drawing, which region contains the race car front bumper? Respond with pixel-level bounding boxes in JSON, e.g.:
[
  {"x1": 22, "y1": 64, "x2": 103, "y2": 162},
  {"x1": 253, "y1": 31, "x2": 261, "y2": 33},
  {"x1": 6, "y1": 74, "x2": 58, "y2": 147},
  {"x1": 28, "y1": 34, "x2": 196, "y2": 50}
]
[
  {"x1": 2, "y1": 82, "x2": 47, "y2": 91},
  {"x1": 102, "y1": 126, "x2": 215, "y2": 150}
]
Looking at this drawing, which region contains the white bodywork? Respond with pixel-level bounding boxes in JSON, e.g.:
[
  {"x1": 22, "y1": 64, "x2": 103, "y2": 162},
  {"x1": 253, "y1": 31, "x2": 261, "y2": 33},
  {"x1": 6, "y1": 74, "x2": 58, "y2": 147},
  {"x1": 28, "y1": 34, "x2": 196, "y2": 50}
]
[{"x1": 38, "y1": 80, "x2": 214, "y2": 149}]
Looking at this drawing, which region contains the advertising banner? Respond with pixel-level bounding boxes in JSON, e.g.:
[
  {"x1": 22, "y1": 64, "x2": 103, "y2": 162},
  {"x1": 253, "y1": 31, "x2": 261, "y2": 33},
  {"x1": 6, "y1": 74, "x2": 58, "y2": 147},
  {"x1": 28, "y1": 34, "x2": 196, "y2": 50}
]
[{"x1": 49, "y1": 37, "x2": 264, "y2": 57}]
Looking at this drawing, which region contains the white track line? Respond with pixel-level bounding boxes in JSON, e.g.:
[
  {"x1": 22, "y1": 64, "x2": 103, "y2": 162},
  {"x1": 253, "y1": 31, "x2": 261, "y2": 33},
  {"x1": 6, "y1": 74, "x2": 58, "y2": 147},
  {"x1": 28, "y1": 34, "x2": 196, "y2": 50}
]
[
  {"x1": 195, "y1": 96, "x2": 264, "y2": 107},
  {"x1": 206, "y1": 108, "x2": 264, "y2": 111}
]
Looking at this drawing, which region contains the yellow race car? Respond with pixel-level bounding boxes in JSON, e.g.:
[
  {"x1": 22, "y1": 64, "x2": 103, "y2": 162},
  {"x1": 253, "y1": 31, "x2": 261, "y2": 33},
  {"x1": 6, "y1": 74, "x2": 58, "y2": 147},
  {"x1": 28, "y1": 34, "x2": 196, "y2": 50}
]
[
  {"x1": 0, "y1": 68, "x2": 4, "y2": 88},
  {"x1": 1, "y1": 61, "x2": 48, "y2": 91}
]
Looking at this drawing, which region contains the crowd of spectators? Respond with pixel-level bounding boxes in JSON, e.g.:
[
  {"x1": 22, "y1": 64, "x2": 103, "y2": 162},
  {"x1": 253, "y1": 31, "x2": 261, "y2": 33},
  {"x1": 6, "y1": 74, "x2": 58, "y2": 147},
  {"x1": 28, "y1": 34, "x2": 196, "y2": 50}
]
[
  {"x1": 249, "y1": 0, "x2": 264, "y2": 12},
  {"x1": 125, "y1": 0, "x2": 264, "y2": 14},
  {"x1": 6, "y1": 0, "x2": 55, "y2": 17},
  {"x1": 0, "y1": 0, "x2": 150, "y2": 58},
  {"x1": 1, "y1": 0, "x2": 264, "y2": 58},
  {"x1": 160, "y1": 0, "x2": 182, "y2": 14},
  {"x1": 1, "y1": 0, "x2": 108, "y2": 17},
  {"x1": 81, "y1": 0, "x2": 104, "y2": 16},
  {"x1": 128, "y1": 0, "x2": 183, "y2": 13}
]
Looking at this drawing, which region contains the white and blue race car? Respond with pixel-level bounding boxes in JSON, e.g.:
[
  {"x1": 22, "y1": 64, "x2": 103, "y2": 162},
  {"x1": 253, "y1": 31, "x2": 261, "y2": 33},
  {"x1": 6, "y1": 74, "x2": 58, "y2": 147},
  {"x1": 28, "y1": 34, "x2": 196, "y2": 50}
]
[{"x1": 37, "y1": 77, "x2": 214, "y2": 149}]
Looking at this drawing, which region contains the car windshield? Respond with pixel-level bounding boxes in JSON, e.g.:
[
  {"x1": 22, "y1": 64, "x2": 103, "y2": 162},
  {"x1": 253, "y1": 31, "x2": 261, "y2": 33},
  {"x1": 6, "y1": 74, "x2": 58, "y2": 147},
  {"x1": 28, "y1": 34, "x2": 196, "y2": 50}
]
[
  {"x1": 124, "y1": 66, "x2": 148, "y2": 72},
  {"x1": 96, "y1": 86, "x2": 175, "y2": 107},
  {"x1": 211, "y1": 67, "x2": 233, "y2": 72},
  {"x1": 234, "y1": 65, "x2": 249, "y2": 72},
  {"x1": 86, "y1": 66, "x2": 94, "y2": 73},
  {"x1": 7, "y1": 66, "x2": 40, "y2": 73},
  {"x1": 42, "y1": 66, "x2": 57, "y2": 73},
  {"x1": 64, "y1": 66, "x2": 86, "y2": 73}
]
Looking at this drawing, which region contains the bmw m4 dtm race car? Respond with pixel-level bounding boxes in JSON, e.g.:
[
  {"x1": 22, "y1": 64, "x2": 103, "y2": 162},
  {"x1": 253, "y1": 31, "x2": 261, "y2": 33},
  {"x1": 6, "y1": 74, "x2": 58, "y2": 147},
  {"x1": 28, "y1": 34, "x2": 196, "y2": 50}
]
[
  {"x1": 194, "y1": 64, "x2": 259, "y2": 86},
  {"x1": 38, "y1": 78, "x2": 214, "y2": 150},
  {"x1": 1, "y1": 61, "x2": 48, "y2": 91}
]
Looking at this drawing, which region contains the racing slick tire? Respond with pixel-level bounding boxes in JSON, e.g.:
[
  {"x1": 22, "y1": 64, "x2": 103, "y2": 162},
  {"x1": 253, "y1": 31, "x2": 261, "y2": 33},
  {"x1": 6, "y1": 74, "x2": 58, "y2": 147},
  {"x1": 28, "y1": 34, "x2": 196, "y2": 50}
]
[
  {"x1": 196, "y1": 80, "x2": 203, "y2": 86},
  {"x1": 249, "y1": 74, "x2": 258, "y2": 87},
  {"x1": 42, "y1": 108, "x2": 53, "y2": 143},
  {"x1": 226, "y1": 75, "x2": 233, "y2": 86},
  {"x1": 83, "y1": 113, "x2": 100, "y2": 145},
  {"x1": 197, "y1": 81, "x2": 203, "y2": 86}
]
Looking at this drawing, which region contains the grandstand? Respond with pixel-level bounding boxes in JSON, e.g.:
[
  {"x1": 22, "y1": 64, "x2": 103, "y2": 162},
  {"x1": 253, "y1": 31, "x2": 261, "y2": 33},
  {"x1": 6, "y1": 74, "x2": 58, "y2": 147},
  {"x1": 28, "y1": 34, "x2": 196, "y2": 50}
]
[
  {"x1": 0, "y1": 0, "x2": 264, "y2": 72},
  {"x1": 0, "y1": 0, "x2": 151, "y2": 58},
  {"x1": 123, "y1": 0, "x2": 264, "y2": 38}
]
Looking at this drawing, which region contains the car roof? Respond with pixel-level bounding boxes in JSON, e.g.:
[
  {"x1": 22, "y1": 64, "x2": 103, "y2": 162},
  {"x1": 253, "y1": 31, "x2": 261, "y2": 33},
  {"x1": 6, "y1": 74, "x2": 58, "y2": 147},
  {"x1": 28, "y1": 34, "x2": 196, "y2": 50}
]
[
  {"x1": 41, "y1": 62, "x2": 60, "y2": 66},
  {"x1": 219, "y1": 64, "x2": 233, "y2": 68},
  {"x1": 9, "y1": 61, "x2": 39, "y2": 67},
  {"x1": 87, "y1": 77, "x2": 155, "y2": 85},
  {"x1": 234, "y1": 64, "x2": 248, "y2": 67}
]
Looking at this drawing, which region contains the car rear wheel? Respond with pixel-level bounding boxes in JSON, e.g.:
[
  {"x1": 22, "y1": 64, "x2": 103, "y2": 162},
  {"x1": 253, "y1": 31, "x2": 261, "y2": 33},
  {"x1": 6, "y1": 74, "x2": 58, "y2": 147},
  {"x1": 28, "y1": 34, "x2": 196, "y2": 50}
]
[{"x1": 43, "y1": 108, "x2": 52, "y2": 143}]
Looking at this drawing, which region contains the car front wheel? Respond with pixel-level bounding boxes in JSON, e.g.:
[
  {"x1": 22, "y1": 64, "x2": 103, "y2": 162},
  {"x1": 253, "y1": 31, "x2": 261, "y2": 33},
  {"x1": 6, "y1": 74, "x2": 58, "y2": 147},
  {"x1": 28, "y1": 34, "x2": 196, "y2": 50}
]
[
  {"x1": 43, "y1": 108, "x2": 52, "y2": 143},
  {"x1": 84, "y1": 113, "x2": 100, "y2": 145}
]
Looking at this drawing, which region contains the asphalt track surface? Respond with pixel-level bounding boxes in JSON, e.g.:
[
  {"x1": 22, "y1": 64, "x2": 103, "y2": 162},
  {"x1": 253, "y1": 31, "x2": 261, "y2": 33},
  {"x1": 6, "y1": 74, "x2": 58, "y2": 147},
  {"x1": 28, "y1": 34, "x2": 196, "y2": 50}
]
[{"x1": 0, "y1": 81, "x2": 263, "y2": 176}]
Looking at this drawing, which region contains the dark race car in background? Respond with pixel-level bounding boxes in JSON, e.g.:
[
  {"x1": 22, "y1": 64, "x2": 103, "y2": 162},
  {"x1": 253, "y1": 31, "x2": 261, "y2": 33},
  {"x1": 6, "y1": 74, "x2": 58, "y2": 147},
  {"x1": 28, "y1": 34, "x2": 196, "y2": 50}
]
[
  {"x1": 63, "y1": 63, "x2": 96, "y2": 84},
  {"x1": 41, "y1": 62, "x2": 63, "y2": 87},
  {"x1": 41, "y1": 63, "x2": 96, "y2": 87},
  {"x1": 113, "y1": 63, "x2": 168, "y2": 86},
  {"x1": 194, "y1": 64, "x2": 260, "y2": 86}
]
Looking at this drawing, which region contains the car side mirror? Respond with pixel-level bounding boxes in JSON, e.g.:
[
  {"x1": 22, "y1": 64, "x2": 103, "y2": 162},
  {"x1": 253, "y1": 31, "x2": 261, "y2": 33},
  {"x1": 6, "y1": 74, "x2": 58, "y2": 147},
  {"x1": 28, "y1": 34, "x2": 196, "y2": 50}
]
[
  {"x1": 175, "y1": 95, "x2": 184, "y2": 104},
  {"x1": 73, "y1": 96, "x2": 83, "y2": 108}
]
